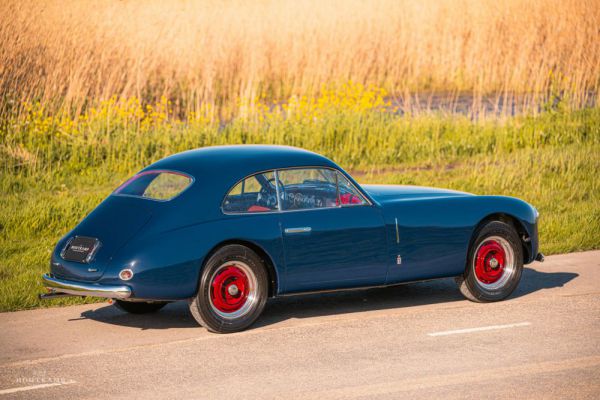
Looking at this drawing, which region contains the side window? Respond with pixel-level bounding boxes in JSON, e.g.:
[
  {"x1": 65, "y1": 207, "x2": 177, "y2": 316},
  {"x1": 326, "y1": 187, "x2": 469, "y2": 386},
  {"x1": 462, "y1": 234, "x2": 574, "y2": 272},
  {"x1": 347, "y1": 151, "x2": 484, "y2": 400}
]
[
  {"x1": 222, "y1": 171, "x2": 277, "y2": 213},
  {"x1": 337, "y1": 172, "x2": 368, "y2": 206},
  {"x1": 278, "y1": 168, "x2": 338, "y2": 210}
]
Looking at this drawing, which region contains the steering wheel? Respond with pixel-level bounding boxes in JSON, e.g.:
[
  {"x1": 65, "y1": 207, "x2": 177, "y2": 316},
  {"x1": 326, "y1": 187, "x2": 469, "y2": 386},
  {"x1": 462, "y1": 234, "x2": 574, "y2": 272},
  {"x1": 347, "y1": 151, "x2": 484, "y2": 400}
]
[{"x1": 267, "y1": 177, "x2": 287, "y2": 204}]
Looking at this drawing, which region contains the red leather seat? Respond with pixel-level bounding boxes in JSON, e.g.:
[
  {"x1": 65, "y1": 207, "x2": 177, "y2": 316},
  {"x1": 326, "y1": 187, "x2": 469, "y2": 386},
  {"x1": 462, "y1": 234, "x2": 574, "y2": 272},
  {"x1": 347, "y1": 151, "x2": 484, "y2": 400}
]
[
  {"x1": 339, "y1": 193, "x2": 362, "y2": 205},
  {"x1": 247, "y1": 205, "x2": 271, "y2": 212}
]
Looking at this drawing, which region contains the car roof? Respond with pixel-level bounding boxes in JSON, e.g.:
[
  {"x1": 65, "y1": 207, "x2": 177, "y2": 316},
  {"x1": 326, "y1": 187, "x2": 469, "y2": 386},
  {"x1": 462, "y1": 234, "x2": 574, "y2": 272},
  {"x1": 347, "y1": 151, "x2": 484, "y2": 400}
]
[
  {"x1": 143, "y1": 145, "x2": 338, "y2": 179},
  {"x1": 134, "y1": 145, "x2": 371, "y2": 218}
]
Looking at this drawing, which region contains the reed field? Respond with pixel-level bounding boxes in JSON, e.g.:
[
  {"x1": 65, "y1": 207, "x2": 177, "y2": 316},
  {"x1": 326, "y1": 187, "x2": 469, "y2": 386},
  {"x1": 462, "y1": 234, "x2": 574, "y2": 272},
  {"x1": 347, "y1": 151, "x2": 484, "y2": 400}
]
[
  {"x1": 0, "y1": 1, "x2": 599, "y2": 311},
  {"x1": 1, "y1": 0, "x2": 599, "y2": 118}
]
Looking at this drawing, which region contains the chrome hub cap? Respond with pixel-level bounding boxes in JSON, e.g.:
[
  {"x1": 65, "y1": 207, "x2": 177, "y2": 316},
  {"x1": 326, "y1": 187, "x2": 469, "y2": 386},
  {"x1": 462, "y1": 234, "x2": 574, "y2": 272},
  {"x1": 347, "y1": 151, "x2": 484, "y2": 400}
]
[{"x1": 228, "y1": 284, "x2": 240, "y2": 296}]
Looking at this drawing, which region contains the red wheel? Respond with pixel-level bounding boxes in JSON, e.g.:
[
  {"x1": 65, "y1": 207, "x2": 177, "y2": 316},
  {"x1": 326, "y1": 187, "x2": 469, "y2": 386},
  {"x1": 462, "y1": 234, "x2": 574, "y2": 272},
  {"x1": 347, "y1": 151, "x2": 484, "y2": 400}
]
[
  {"x1": 474, "y1": 239, "x2": 506, "y2": 284},
  {"x1": 456, "y1": 222, "x2": 523, "y2": 302},
  {"x1": 190, "y1": 245, "x2": 268, "y2": 333},
  {"x1": 208, "y1": 260, "x2": 259, "y2": 320},
  {"x1": 210, "y1": 264, "x2": 251, "y2": 315},
  {"x1": 472, "y1": 236, "x2": 516, "y2": 290}
]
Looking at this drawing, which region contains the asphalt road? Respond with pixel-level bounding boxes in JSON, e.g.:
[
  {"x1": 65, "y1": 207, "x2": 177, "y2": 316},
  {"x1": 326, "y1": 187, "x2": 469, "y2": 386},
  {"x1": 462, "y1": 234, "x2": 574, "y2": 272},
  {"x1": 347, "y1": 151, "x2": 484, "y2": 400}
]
[{"x1": 1, "y1": 251, "x2": 599, "y2": 399}]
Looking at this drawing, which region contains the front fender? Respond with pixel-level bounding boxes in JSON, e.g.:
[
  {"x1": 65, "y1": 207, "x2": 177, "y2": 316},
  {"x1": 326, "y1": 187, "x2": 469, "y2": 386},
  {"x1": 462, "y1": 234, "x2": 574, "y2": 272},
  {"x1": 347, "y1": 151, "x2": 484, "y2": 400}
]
[
  {"x1": 381, "y1": 194, "x2": 539, "y2": 283},
  {"x1": 472, "y1": 196, "x2": 539, "y2": 263}
]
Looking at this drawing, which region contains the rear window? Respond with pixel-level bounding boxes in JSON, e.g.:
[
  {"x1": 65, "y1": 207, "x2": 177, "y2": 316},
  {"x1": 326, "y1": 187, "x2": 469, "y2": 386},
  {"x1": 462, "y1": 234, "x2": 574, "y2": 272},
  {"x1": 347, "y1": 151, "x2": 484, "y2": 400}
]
[{"x1": 115, "y1": 170, "x2": 193, "y2": 201}]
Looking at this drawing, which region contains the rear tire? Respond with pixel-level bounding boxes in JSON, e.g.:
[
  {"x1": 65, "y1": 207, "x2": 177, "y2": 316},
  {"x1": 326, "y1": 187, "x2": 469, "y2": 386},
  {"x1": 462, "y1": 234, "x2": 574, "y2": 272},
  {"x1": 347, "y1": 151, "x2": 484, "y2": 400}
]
[
  {"x1": 456, "y1": 221, "x2": 523, "y2": 302},
  {"x1": 189, "y1": 244, "x2": 268, "y2": 333},
  {"x1": 114, "y1": 300, "x2": 168, "y2": 314}
]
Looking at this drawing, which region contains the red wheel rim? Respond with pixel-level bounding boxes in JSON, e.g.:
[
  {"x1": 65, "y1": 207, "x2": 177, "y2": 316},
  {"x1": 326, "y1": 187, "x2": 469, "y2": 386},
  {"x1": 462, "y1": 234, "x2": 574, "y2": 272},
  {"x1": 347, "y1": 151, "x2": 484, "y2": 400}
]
[
  {"x1": 210, "y1": 265, "x2": 249, "y2": 313},
  {"x1": 474, "y1": 239, "x2": 506, "y2": 284}
]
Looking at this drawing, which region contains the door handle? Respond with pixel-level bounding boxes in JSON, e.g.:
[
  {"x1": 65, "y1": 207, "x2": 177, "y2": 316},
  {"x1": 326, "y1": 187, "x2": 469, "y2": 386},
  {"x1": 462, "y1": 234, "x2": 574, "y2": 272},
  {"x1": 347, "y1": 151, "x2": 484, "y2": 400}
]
[{"x1": 284, "y1": 227, "x2": 312, "y2": 234}]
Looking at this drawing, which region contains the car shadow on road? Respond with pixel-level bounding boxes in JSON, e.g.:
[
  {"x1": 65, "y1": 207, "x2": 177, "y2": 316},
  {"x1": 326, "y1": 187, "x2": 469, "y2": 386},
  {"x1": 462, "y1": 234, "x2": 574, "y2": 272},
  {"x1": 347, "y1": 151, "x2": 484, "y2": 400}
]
[
  {"x1": 512, "y1": 267, "x2": 579, "y2": 298},
  {"x1": 78, "y1": 301, "x2": 197, "y2": 330},
  {"x1": 78, "y1": 267, "x2": 578, "y2": 330},
  {"x1": 256, "y1": 267, "x2": 578, "y2": 328}
]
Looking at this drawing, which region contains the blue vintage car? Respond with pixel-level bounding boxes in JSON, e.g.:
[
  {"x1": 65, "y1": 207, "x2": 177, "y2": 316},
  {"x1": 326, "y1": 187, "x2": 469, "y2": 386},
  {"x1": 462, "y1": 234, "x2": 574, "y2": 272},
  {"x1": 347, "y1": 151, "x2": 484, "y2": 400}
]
[{"x1": 42, "y1": 145, "x2": 543, "y2": 333}]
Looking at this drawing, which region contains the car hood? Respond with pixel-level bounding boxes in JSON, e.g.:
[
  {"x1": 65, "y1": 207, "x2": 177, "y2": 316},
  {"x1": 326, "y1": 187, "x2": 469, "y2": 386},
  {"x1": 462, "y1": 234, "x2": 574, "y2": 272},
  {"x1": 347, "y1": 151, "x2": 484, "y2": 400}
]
[
  {"x1": 51, "y1": 196, "x2": 152, "y2": 281},
  {"x1": 362, "y1": 184, "x2": 473, "y2": 203}
]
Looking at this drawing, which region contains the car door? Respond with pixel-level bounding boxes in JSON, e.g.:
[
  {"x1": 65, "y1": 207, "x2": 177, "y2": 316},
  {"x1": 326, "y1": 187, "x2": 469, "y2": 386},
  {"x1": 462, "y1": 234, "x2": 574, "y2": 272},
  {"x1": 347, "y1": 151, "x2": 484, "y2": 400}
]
[{"x1": 277, "y1": 168, "x2": 389, "y2": 293}]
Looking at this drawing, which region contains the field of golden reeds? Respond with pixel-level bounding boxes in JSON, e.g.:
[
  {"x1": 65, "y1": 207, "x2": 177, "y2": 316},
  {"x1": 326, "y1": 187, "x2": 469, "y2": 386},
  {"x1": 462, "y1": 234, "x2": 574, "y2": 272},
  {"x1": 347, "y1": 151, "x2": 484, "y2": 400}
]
[{"x1": 1, "y1": 0, "x2": 599, "y2": 117}]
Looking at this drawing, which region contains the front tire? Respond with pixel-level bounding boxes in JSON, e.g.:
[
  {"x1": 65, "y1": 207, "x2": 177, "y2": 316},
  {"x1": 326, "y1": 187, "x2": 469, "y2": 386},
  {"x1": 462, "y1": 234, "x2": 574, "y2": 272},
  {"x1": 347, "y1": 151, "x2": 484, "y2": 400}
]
[
  {"x1": 114, "y1": 300, "x2": 168, "y2": 314},
  {"x1": 189, "y1": 245, "x2": 268, "y2": 333},
  {"x1": 456, "y1": 221, "x2": 523, "y2": 302}
]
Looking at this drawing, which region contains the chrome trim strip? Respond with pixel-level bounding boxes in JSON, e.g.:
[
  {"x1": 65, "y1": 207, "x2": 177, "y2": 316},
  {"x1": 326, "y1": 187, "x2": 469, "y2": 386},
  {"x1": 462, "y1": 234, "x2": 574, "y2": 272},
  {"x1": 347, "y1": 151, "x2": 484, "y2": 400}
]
[
  {"x1": 59, "y1": 237, "x2": 74, "y2": 260},
  {"x1": 41, "y1": 274, "x2": 132, "y2": 299},
  {"x1": 284, "y1": 227, "x2": 312, "y2": 234},
  {"x1": 395, "y1": 217, "x2": 400, "y2": 244},
  {"x1": 85, "y1": 239, "x2": 102, "y2": 263}
]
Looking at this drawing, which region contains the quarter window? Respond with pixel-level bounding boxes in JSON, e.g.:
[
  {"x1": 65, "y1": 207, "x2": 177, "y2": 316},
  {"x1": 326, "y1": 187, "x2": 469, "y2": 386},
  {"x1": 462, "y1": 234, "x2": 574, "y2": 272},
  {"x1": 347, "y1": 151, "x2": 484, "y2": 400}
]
[
  {"x1": 337, "y1": 172, "x2": 367, "y2": 206},
  {"x1": 222, "y1": 172, "x2": 278, "y2": 213}
]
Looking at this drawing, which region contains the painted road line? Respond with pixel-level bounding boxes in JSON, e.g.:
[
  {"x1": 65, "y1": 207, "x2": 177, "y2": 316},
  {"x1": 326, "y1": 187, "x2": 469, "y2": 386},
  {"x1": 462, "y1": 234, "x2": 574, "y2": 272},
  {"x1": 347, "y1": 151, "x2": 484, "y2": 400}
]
[
  {"x1": 427, "y1": 322, "x2": 531, "y2": 337},
  {"x1": 0, "y1": 380, "x2": 75, "y2": 396}
]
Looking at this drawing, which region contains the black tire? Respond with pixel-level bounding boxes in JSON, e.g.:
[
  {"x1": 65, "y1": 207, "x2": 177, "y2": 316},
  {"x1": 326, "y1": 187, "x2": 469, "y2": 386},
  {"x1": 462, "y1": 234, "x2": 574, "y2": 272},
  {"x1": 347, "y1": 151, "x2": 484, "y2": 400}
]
[
  {"x1": 456, "y1": 221, "x2": 523, "y2": 302},
  {"x1": 114, "y1": 300, "x2": 168, "y2": 314},
  {"x1": 189, "y1": 244, "x2": 268, "y2": 333}
]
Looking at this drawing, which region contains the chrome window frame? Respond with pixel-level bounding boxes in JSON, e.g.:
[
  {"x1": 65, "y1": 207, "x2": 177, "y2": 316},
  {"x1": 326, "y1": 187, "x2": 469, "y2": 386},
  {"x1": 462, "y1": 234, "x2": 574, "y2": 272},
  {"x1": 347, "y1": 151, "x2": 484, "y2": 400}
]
[
  {"x1": 221, "y1": 170, "x2": 279, "y2": 214},
  {"x1": 221, "y1": 166, "x2": 371, "y2": 215}
]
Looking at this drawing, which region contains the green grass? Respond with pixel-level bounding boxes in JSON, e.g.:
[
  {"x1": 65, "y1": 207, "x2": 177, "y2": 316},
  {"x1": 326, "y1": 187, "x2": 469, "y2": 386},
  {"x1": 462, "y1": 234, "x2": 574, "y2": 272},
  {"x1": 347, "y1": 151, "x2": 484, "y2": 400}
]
[{"x1": 1, "y1": 96, "x2": 599, "y2": 312}]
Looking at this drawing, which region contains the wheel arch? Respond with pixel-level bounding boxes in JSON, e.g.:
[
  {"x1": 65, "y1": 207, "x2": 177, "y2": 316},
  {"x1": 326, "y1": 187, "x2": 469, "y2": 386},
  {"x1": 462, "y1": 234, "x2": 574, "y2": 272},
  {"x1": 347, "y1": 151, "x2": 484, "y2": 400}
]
[
  {"x1": 470, "y1": 213, "x2": 532, "y2": 264},
  {"x1": 200, "y1": 239, "x2": 279, "y2": 298}
]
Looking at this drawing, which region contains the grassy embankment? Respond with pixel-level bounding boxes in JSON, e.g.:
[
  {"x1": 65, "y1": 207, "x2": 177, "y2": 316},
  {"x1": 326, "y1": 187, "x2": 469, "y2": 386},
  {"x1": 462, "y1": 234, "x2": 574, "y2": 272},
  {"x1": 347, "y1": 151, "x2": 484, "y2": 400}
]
[
  {"x1": 1, "y1": 0, "x2": 599, "y2": 311},
  {"x1": 1, "y1": 85, "x2": 598, "y2": 312}
]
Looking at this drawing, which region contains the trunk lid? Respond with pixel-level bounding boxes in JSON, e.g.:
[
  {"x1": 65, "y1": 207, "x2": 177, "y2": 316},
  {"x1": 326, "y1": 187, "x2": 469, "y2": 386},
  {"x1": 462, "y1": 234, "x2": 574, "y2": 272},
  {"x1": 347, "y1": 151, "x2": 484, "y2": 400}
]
[{"x1": 52, "y1": 196, "x2": 152, "y2": 281}]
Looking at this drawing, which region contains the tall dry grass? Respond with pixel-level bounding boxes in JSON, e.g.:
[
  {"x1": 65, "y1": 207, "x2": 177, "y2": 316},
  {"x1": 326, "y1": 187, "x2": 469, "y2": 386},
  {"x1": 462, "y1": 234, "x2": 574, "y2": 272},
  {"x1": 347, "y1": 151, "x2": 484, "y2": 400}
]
[{"x1": 1, "y1": 0, "x2": 599, "y2": 118}]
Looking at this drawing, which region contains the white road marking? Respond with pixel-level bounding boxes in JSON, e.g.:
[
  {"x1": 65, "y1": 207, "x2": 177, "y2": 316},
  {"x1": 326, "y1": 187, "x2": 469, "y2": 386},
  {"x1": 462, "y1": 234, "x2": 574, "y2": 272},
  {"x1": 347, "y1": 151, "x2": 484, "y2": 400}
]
[
  {"x1": 428, "y1": 321, "x2": 531, "y2": 337},
  {"x1": 0, "y1": 380, "x2": 75, "y2": 395}
]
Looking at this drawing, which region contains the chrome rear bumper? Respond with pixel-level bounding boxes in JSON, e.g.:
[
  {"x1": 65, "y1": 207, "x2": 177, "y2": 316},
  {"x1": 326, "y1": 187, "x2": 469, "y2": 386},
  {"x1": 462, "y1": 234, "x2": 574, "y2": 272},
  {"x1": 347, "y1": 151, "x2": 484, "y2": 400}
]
[{"x1": 41, "y1": 274, "x2": 131, "y2": 300}]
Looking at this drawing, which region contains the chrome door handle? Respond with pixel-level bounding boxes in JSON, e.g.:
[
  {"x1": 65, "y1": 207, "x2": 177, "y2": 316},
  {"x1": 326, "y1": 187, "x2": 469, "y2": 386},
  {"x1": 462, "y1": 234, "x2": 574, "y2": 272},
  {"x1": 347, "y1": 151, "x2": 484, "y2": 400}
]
[{"x1": 284, "y1": 227, "x2": 312, "y2": 234}]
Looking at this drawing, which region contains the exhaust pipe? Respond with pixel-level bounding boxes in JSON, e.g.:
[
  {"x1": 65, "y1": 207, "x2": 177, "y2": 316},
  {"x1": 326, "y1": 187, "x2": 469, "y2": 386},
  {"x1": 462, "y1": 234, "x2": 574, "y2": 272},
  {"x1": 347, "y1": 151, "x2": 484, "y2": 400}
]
[
  {"x1": 535, "y1": 252, "x2": 545, "y2": 262},
  {"x1": 38, "y1": 292, "x2": 81, "y2": 300}
]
